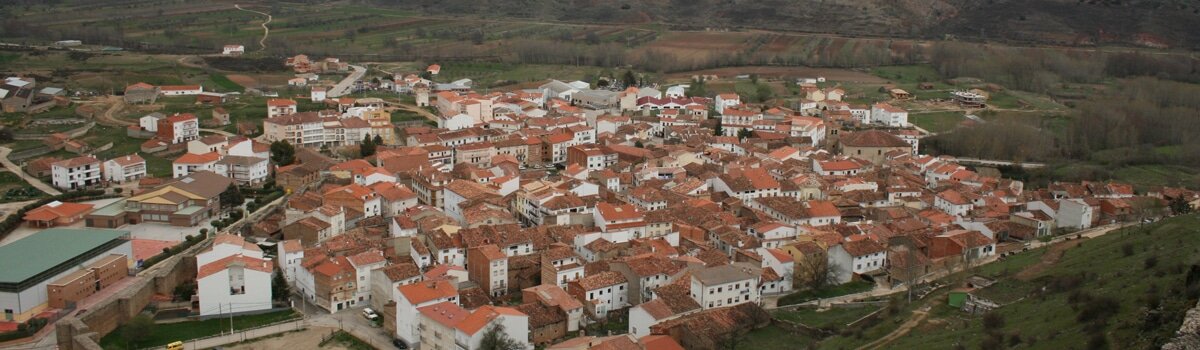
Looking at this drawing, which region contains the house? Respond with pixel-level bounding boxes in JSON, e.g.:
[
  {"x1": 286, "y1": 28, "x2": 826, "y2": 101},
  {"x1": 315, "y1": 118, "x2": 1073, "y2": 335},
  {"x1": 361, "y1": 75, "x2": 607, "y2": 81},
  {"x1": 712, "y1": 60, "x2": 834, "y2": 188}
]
[
  {"x1": 173, "y1": 152, "x2": 221, "y2": 178},
  {"x1": 935, "y1": 190, "x2": 974, "y2": 217},
  {"x1": 827, "y1": 239, "x2": 886, "y2": 283},
  {"x1": 929, "y1": 230, "x2": 995, "y2": 262},
  {"x1": 85, "y1": 171, "x2": 232, "y2": 228},
  {"x1": 467, "y1": 245, "x2": 509, "y2": 297},
  {"x1": 222, "y1": 45, "x2": 245, "y2": 55},
  {"x1": 267, "y1": 98, "x2": 298, "y2": 118},
  {"x1": 394, "y1": 280, "x2": 458, "y2": 345},
  {"x1": 159, "y1": 85, "x2": 203, "y2": 96},
  {"x1": 522, "y1": 284, "x2": 584, "y2": 334},
  {"x1": 123, "y1": 82, "x2": 159, "y2": 104},
  {"x1": 427, "y1": 64, "x2": 441, "y2": 75},
  {"x1": 415, "y1": 303, "x2": 530, "y2": 350},
  {"x1": 51, "y1": 156, "x2": 101, "y2": 190},
  {"x1": 197, "y1": 235, "x2": 273, "y2": 316},
  {"x1": 369, "y1": 262, "x2": 422, "y2": 310},
  {"x1": 23, "y1": 201, "x2": 94, "y2": 228},
  {"x1": 688, "y1": 264, "x2": 760, "y2": 309},
  {"x1": 156, "y1": 113, "x2": 200, "y2": 144},
  {"x1": 715, "y1": 93, "x2": 741, "y2": 112},
  {"x1": 103, "y1": 154, "x2": 147, "y2": 183},
  {"x1": 839, "y1": 130, "x2": 911, "y2": 165},
  {"x1": 212, "y1": 155, "x2": 271, "y2": 186},
  {"x1": 567, "y1": 271, "x2": 628, "y2": 319},
  {"x1": 870, "y1": 102, "x2": 908, "y2": 127},
  {"x1": 311, "y1": 87, "x2": 327, "y2": 102}
]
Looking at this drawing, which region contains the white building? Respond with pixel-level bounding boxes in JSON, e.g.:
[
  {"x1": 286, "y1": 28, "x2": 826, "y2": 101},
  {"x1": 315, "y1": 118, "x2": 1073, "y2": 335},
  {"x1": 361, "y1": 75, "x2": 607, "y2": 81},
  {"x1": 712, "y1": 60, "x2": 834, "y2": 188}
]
[
  {"x1": 394, "y1": 280, "x2": 458, "y2": 346},
  {"x1": 568, "y1": 271, "x2": 628, "y2": 318},
  {"x1": 276, "y1": 240, "x2": 304, "y2": 285},
  {"x1": 311, "y1": 87, "x2": 327, "y2": 103},
  {"x1": 688, "y1": 265, "x2": 760, "y2": 310},
  {"x1": 51, "y1": 156, "x2": 101, "y2": 190},
  {"x1": 754, "y1": 248, "x2": 795, "y2": 295},
  {"x1": 870, "y1": 102, "x2": 909, "y2": 127},
  {"x1": 715, "y1": 93, "x2": 741, "y2": 113},
  {"x1": 197, "y1": 235, "x2": 273, "y2": 316},
  {"x1": 267, "y1": 99, "x2": 298, "y2": 118},
  {"x1": 102, "y1": 154, "x2": 147, "y2": 183},
  {"x1": 416, "y1": 302, "x2": 530, "y2": 350},
  {"x1": 222, "y1": 45, "x2": 245, "y2": 55},
  {"x1": 1056, "y1": 198, "x2": 1094, "y2": 230},
  {"x1": 827, "y1": 240, "x2": 886, "y2": 284}
]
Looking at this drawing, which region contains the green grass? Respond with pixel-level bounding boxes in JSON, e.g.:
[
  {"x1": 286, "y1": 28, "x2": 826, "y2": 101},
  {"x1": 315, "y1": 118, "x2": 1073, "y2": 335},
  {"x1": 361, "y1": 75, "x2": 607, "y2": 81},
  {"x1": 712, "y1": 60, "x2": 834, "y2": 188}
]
[
  {"x1": 871, "y1": 65, "x2": 942, "y2": 84},
  {"x1": 778, "y1": 280, "x2": 875, "y2": 306},
  {"x1": 208, "y1": 73, "x2": 246, "y2": 93},
  {"x1": 99, "y1": 310, "x2": 300, "y2": 350},
  {"x1": 0, "y1": 171, "x2": 46, "y2": 203},
  {"x1": 909, "y1": 111, "x2": 965, "y2": 133},
  {"x1": 882, "y1": 214, "x2": 1200, "y2": 349},
  {"x1": 739, "y1": 323, "x2": 818, "y2": 349},
  {"x1": 773, "y1": 306, "x2": 881, "y2": 328},
  {"x1": 1111, "y1": 164, "x2": 1200, "y2": 191},
  {"x1": 318, "y1": 330, "x2": 375, "y2": 350}
]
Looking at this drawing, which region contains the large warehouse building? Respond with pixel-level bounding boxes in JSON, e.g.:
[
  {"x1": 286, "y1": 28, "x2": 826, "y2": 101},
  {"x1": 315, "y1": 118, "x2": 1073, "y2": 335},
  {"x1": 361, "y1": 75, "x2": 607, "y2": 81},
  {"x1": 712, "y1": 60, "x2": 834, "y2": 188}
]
[{"x1": 0, "y1": 228, "x2": 132, "y2": 322}]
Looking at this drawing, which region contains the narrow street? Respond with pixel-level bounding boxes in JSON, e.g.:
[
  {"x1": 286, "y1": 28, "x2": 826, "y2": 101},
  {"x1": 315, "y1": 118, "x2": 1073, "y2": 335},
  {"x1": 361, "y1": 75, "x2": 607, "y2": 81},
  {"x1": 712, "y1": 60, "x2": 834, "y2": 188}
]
[
  {"x1": 292, "y1": 295, "x2": 395, "y2": 349},
  {"x1": 328, "y1": 65, "x2": 367, "y2": 98}
]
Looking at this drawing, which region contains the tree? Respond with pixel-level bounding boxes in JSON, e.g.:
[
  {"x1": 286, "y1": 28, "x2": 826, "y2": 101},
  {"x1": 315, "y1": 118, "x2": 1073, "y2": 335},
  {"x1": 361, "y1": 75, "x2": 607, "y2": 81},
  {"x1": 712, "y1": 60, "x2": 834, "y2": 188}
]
[
  {"x1": 122, "y1": 314, "x2": 155, "y2": 348},
  {"x1": 360, "y1": 135, "x2": 376, "y2": 157},
  {"x1": 621, "y1": 70, "x2": 638, "y2": 87},
  {"x1": 1169, "y1": 196, "x2": 1193, "y2": 216},
  {"x1": 373, "y1": 134, "x2": 384, "y2": 146},
  {"x1": 686, "y1": 78, "x2": 708, "y2": 97},
  {"x1": 634, "y1": 140, "x2": 645, "y2": 148},
  {"x1": 272, "y1": 269, "x2": 290, "y2": 301},
  {"x1": 755, "y1": 83, "x2": 774, "y2": 102},
  {"x1": 736, "y1": 128, "x2": 753, "y2": 140},
  {"x1": 419, "y1": 70, "x2": 433, "y2": 80},
  {"x1": 269, "y1": 140, "x2": 295, "y2": 166},
  {"x1": 478, "y1": 323, "x2": 523, "y2": 350},
  {"x1": 795, "y1": 250, "x2": 836, "y2": 291},
  {"x1": 585, "y1": 31, "x2": 601, "y2": 45},
  {"x1": 713, "y1": 118, "x2": 724, "y2": 136},
  {"x1": 219, "y1": 184, "x2": 244, "y2": 209}
]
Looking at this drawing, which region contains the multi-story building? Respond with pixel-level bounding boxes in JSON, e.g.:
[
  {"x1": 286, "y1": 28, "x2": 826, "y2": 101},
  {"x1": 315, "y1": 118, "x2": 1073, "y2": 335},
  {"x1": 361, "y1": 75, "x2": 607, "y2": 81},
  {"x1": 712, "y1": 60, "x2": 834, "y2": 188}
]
[
  {"x1": 156, "y1": 113, "x2": 200, "y2": 144},
  {"x1": 467, "y1": 245, "x2": 508, "y2": 297},
  {"x1": 51, "y1": 156, "x2": 101, "y2": 190},
  {"x1": 85, "y1": 171, "x2": 232, "y2": 228},
  {"x1": 102, "y1": 154, "x2": 147, "y2": 183},
  {"x1": 197, "y1": 235, "x2": 273, "y2": 316},
  {"x1": 688, "y1": 265, "x2": 760, "y2": 310},
  {"x1": 267, "y1": 98, "x2": 297, "y2": 118}
]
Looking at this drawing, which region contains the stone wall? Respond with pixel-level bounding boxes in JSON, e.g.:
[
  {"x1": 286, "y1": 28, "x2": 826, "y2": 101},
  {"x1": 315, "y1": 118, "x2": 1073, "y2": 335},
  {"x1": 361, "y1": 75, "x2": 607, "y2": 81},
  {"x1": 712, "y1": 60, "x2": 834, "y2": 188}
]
[
  {"x1": 1163, "y1": 300, "x2": 1200, "y2": 350},
  {"x1": 55, "y1": 240, "x2": 204, "y2": 350}
]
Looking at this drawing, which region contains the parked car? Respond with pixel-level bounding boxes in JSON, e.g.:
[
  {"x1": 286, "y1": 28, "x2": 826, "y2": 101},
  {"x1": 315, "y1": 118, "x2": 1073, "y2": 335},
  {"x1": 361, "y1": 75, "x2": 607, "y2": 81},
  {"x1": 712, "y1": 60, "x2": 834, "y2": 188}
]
[
  {"x1": 392, "y1": 338, "x2": 410, "y2": 349},
  {"x1": 362, "y1": 307, "x2": 379, "y2": 320}
]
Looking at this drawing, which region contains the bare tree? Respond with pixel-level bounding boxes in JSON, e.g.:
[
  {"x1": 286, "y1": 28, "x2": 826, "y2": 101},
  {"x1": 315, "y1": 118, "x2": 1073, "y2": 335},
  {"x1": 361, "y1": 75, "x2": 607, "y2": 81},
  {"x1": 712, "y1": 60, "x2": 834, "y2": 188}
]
[{"x1": 795, "y1": 249, "x2": 836, "y2": 291}]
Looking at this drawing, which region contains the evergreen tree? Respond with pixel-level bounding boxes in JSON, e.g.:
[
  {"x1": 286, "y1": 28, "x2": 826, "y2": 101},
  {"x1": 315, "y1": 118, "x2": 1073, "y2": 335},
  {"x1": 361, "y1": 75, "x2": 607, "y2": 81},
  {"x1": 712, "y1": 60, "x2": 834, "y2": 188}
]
[
  {"x1": 272, "y1": 269, "x2": 290, "y2": 301},
  {"x1": 622, "y1": 70, "x2": 638, "y2": 87},
  {"x1": 478, "y1": 323, "x2": 523, "y2": 350},
  {"x1": 713, "y1": 118, "x2": 724, "y2": 136},
  {"x1": 360, "y1": 135, "x2": 376, "y2": 157},
  {"x1": 269, "y1": 140, "x2": 295, "y2": 166},
  {"x1": 219, "y1": 184, "x2": 244, "y2": 209}
]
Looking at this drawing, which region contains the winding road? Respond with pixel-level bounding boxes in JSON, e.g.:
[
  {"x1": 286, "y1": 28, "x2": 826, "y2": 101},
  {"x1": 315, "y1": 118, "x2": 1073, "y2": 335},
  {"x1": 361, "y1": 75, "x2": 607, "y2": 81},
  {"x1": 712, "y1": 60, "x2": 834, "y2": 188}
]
[
  {"x1": 234, "y1": 4, "x2": 272, "y2": 51},
  {"x1": 0, "y1": 147, "x2": 62, "y2": 196},
  {"x1": 234, "y1": 4, "x2": 272, "y2": 50}
]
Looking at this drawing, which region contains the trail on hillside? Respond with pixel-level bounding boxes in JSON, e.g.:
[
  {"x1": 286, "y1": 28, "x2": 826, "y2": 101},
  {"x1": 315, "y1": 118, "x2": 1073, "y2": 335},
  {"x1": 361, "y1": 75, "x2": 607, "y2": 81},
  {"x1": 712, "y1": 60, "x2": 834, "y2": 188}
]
[{"x1": 235, "y1": 4, "x2": 272, "y2": 51}]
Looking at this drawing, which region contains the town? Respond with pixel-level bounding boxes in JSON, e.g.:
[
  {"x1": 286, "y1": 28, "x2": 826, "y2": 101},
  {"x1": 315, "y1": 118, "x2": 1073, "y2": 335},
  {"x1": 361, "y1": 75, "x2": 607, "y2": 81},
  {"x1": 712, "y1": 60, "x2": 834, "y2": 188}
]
[
  {"x1": 0, "y1": 53, "x2": 1195, "y2": 350},
  {"x1": 0, "y1": 2, "x2": 1199, "y2": 350}
]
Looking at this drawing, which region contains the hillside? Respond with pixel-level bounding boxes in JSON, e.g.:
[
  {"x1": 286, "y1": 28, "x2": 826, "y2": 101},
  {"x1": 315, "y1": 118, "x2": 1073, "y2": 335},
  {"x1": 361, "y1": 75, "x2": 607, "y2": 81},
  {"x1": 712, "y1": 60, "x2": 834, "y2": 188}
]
[
  {"x1": 374, "y1": 0, "x2": 1200, "y2": 49},
  {"x1": 748, "y1": 214, "x2": 1200, "y2": 349}
]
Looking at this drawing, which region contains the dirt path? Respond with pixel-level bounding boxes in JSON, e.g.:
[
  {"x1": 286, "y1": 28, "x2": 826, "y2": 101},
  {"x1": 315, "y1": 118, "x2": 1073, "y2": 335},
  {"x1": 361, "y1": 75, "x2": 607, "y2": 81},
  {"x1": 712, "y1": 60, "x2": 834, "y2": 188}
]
[
  {"x1": 225, "y1": 326, "x2": 350, "y2": 350},
  {"x1": 856, "y1": 307, "x2": 931, "y2": 350},
  {"x1": 235, "y1": 4, "x2": 272, "y2": 51},
  {"x1": 0, "y1": 148, "x2": 61, "y2": 196},
  {"x1": 1015, "y1": 238, "x2": 1082, "y2": 280},
  {"x1": 385, "y1": 100, "x2": 440, "y2": 122},
  {"x1": 90, "y1": 96, "x2": 135, "y2": 127}
]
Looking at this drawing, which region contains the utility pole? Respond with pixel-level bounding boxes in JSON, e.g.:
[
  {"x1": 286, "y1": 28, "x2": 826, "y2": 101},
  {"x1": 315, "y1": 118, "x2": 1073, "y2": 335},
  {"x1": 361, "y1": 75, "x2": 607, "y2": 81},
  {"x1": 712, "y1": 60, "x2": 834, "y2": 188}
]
[{"x1": 229, "y1": 302, "x2": 234, "y2": 334}]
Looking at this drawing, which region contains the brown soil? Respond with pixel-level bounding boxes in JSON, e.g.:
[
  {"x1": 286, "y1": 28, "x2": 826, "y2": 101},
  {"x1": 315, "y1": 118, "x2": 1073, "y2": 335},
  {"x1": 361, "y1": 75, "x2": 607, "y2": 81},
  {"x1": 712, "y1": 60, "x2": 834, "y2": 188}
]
[
  {"x1": 226, "y1": 326, "x2": 349, "y2": 350},
  {"x1": 226, "y1": 74, "x2": 259, "y2": 88},
  {"x1": 1015, "y1": 239, "x2": 1083, "y2": 281}
]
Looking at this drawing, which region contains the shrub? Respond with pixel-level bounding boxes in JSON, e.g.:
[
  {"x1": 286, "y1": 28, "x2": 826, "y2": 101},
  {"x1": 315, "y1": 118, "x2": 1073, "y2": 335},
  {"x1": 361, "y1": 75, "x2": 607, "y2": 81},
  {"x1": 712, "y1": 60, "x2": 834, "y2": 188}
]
[{"x1": 982, "y1": 312, "x2": 1006, "y2": 330}]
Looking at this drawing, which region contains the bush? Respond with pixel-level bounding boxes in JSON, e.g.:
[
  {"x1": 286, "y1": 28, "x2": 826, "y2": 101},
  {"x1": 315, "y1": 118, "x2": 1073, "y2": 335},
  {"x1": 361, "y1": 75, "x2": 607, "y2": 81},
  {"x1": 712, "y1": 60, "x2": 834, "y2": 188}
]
[
  {"x1": 982, "y1": 312, "x2": 1006, "y2": 330},
  {"x1": 1145, "y1": 256, "x2": 1159, "y2": 270}
]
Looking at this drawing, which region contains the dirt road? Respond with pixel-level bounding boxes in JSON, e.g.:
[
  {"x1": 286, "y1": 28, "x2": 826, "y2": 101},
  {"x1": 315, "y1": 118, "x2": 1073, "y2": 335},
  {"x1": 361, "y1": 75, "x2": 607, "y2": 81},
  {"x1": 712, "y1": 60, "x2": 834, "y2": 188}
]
[
  {"x1": 0, "y1": 147, "x2": 61, "y2": 196},
  {"x1": 856, "y1": 307, "x2": 931, "y2": 350},
  {"x1": 235, "y1": 4, "x2": 272, "y2": 51}
]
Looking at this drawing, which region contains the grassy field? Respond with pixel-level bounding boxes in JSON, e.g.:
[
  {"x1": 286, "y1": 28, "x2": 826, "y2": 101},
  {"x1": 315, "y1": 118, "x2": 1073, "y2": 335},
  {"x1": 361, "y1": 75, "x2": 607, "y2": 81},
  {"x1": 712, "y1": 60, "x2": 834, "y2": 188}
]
[
  {"x1": 773, "y1": 306, "x2": 881, "y2": 328},
  {"x1": 909, "y1": 111, "x2": 965, "y2": 133},
  {"x1": 778, "y1": 280, "x2": 875, "y2": 306},
  {"x1": 99, "y1": 310, "x2": 300, "y2": 350},
  {"x1": 881, "y1": 214, "x2": 1200, "y2": 349},
  {"x1": 208, "y1": 73, "x2": 246, "y2": 93},
  {"x1": 0, "y1": 171, "x2": 46, "y2": 203},
  {"x1": 742, "y1": 214, "x2": 1200, "y2": 349}
]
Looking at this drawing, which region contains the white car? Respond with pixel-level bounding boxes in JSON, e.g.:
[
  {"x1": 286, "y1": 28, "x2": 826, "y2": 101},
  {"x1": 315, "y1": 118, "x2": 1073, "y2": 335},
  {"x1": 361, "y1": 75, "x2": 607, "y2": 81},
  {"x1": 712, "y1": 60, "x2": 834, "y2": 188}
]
[{"x1": 362, "y1": 308, "x2": 379, "y2": 320}]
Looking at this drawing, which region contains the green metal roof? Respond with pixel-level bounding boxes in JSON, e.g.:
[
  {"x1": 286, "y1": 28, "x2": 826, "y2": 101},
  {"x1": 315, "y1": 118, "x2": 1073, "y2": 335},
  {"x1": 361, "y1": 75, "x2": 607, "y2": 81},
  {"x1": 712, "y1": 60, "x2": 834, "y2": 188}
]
[
  {"x1": 0, "y1": 228, "x2": 130, "y2": 285},
  {"x1": 174, "y1": 206, "x2": 205, "y2": 216},
  {"x1": 89, "y1": 199, "x2": 129, "y2": 217}
]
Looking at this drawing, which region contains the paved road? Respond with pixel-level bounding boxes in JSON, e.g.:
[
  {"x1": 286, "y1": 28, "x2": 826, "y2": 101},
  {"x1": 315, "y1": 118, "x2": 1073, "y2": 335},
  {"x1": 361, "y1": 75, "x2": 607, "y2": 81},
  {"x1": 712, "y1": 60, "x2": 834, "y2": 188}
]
[
  {"x1": 0, "y1": 147, "x2": 62, "y2": 196},
  {"x1": 234, "y1": 4, "x2": 272, "y2": 51},
  {"x1": 180, "y1": 319, "x2": 307, "y2": 350},
  {"x1": 294, "y1": 295, "x2": 395, "y2": 349},
  {"x1": 328, "y1": 65, "x2": 367, "y2": 98}
]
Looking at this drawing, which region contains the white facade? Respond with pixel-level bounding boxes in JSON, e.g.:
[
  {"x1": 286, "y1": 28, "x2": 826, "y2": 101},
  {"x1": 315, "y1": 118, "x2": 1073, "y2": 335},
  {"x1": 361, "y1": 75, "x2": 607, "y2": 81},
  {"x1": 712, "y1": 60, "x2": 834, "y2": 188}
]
[
  {"x1": 581, "y1": 282, "x2": 628, "y2": 317},
  {"x1": 51, "y1": 159, "x2": 101, "y2": 190},
  {"x1": 102, "y1": 156, "x2": 146, "y2": 183},
  {"x1": 1057, "y1": 198, "x2": 1094, "y2": 229},
  {"x1": 197, "y1": 261, "x2": 272, "y2": 316},
  {"x1": 870, "y1": 104, "x2": 909, "y2": 127},
  {"x1": 689, "y1": 267, "x2": 760, "y2": 310}
]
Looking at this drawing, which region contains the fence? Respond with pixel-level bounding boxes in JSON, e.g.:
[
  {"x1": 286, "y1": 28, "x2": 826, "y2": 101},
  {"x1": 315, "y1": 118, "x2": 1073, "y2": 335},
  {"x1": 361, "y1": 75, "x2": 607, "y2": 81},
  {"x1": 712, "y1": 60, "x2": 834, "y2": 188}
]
[{"x1": 7, "y1": 145, "x2": 54, "y2": 161}]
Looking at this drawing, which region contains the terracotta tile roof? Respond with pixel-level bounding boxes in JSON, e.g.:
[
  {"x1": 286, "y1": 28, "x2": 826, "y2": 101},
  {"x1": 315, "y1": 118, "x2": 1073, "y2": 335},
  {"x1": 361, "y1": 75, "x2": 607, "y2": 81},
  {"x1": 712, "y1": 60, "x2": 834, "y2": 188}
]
[
  {"x1": 198, "y1": 254, "x2": 273, "y2": 279},
  {"x1": 840, "y1": 130, "x2": 910, "y2": 148},
  {"x1": 52, "y1": 156, "x2": 99, "y2": 168},
  {"x1": 23, "y1": 201, "x2": 93, "y2": 222},
  {"x1": 841, "y1": 239, "x2": 885, "y2": 257},
  {"x1": 417, "y1": 301, "x2": 469, "y2": 328},
  {"x1": 596, "y1": 202, "x2": 642, "y2": 221},
  {"x1": 575, "y1": 271, "x2": 627, "y2": 291},
  {"x1": 174, "y1": 152, "x2": 220, "y2": 164},
  {"x1": 347, "y1": 249, "x2": 385, "y2": 267},
  {"x1": 398, "y1": 280, "x2": 457, "y2": 304},
  {"x1": 456, "y1": 305, "x2": 526, "y2": 336},
  {"x1": 380, "y1": 262, "x2": 421, "y2": 281}
]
